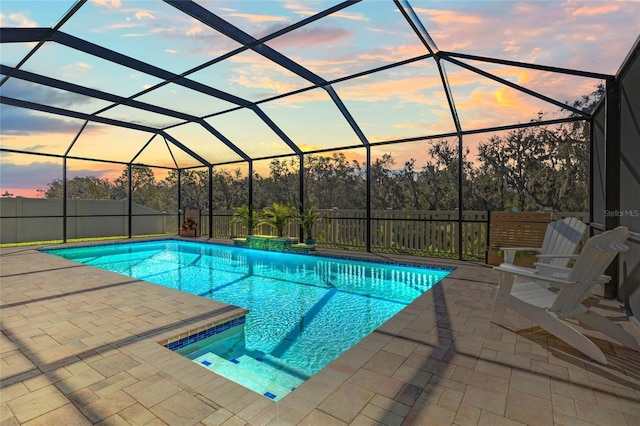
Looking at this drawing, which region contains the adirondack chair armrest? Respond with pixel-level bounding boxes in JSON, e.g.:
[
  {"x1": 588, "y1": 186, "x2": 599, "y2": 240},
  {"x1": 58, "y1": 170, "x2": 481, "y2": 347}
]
[
  {"x1": 535, "y1": 254, "x2": 579, "y2": 260},
  {"x1": 493, "y1": 264, "x2": 575, "y2": 286},
  {"x1": 533, "y1": 262, "x2": 571, "y2": 272},
  {"x1": 594, "y1": 244, "x2": 629, "y2": 252},
  {"x1": 500, "y1": 247, "x2": 542, "y2": 263}
]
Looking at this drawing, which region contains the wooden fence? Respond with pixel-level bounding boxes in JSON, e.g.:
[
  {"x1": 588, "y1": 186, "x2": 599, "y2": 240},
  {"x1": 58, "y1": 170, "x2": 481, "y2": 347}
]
[
  {"x1": 202, "y1": 209, "x2": 588, "y2": 261},
  {"x1": 204, "y1": 209, "x2": 490, "y2": 260},
  {"x1": 486, "y1": 211, "x2": 590, "y2": 266}
]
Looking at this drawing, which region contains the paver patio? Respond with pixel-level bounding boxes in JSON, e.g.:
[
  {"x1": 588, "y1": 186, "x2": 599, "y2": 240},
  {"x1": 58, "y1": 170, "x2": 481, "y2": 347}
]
[{"x1": 1, "y1": 239, "x2": 639, "y2": 425}]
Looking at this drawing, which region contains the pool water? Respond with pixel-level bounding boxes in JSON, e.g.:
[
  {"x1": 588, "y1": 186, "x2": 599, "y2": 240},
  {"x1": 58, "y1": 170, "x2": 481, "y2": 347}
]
[{"x1": 45, "y1": 240, "x2": 450, "y2": 400}]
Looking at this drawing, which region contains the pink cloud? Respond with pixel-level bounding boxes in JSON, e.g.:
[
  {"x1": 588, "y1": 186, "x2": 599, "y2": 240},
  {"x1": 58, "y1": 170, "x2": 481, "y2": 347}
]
[
  {"x1": 186, "y1": 26, "x2": 202, "y2": 36},
  {"x1": 572, "y1": 4, "x2": 621, "y2": 16},
  {"x1": 411, "y1": 7, "x2": 483, "y2": 24},
  {"x1": 231, "y1": 72, "x2": 302, "y2": 95},
  {"x1": 337, "y1": 74, "x2": 443, "y2": 105},
  {"x1": 356, "y1": 43, "x2": 430, "y2": 64},
  {"x1": 267, "y1": 27, "x2": 353, "y2": 50},
  {"x1": 226, "y1": 12, "x2": 288, "y2": 23},
  {"x1": 282, "y1": 1, "x2": 317, "y2": 17}
]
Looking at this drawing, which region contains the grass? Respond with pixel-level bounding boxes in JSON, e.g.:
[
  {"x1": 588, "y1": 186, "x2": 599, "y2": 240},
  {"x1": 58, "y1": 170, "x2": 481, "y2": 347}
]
[{"x1": 0, "y1": 233, "x2": 175, "y2": 248}]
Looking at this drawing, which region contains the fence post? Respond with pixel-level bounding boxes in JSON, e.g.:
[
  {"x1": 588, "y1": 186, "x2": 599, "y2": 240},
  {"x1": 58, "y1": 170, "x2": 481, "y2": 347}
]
[{"x1": 485, "y1": 210, "x2": 491, "y2": 264}]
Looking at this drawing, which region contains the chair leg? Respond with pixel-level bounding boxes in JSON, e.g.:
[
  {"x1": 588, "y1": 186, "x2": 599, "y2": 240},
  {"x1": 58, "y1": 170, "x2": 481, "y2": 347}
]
[
  {"x1": 509, "y1": 297, "x2": 608, "y2": 364},
  {"x1": 491, "y1": 272, "x2": 514, "y2": 324},
  {"x1": 576, "y1": 311, "x2": 640, "y2": 351}
]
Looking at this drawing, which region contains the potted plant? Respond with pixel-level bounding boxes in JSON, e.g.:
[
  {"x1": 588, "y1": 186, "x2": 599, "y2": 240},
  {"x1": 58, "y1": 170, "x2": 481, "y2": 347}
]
[
  {"x1": 296, "y1": 203, "x2": 321, "y2": 246},
  {"x1": 260, "y1": 202, "x2": 295, "y2": 237},
  {"x1": 179, "y1": 217, "x2": 200, "y2": 237}
]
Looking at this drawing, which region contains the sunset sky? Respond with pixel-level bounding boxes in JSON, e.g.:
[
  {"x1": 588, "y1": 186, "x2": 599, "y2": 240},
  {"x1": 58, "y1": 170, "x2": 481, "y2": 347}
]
[{"x1": 1, "y1": 0, "x2": 639, "y2": 197}]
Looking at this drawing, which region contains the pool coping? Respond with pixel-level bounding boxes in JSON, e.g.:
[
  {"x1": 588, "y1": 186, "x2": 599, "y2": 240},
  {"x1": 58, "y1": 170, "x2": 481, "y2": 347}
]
[{"x1": 41, "y1": 236, "x2": 457, "y2": 273}]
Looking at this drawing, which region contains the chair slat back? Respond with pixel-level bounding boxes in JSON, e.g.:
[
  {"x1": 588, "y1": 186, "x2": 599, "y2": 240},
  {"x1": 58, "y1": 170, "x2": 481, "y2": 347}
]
[
  {"x1": 550, "y1": 226, "x2": 628, "y2": 313},
  {"x1": 540, "y1": 217, "x2": 586, "y2": 267}
]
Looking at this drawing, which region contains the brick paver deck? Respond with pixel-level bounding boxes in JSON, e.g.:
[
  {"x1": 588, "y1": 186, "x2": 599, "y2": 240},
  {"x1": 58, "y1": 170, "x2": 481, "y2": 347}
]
[{"x1": 1, "y1": 239, "x2": 639, "y2": 425}]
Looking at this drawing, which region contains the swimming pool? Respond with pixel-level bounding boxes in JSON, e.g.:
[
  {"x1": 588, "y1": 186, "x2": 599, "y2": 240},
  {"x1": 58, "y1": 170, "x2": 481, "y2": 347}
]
[{"x1": 45, "y1": 240, "x2": 451, "y2": 400}]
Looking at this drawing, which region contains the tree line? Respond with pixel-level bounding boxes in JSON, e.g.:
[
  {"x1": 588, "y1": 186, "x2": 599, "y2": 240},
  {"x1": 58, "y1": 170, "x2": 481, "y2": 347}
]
[{"x1": 34, "y1": 87, "x2": 600, "y2": 214}]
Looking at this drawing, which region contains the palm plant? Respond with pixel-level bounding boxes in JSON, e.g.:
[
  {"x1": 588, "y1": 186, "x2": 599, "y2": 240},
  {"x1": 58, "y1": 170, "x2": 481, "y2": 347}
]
[
  {"x1": 296, "y1": 203, "x2": 321, "y2": 242},
  {"x1": 231, "y1": 204, "x2": 259, "y2": 235},
  {"x1": 261, "y1": 202, "x2": 295, "y2": 237}
]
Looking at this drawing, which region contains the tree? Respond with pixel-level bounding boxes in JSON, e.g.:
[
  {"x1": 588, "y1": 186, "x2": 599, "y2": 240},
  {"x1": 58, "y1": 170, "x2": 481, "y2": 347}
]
[
  {"x1": 178, "y1": 169, "x2": 209, "y2": 210},
  {"x1": 212, "y1": 168, "x2": 247, "y2": 209},
  {"x1": 254, "y1": 159, "x2": 298, "y2": 208},
  {"x1": 38, "y1": 176, "x2": 114, "y2": 199},
  {"x1": 304, "y1": 153, "x2": 364, "y2": 209},
  {"x1": 113, "y1": 166, "x2": 155, "y2": 197},
  {"x1": 371, "y1": 153, "x2": 399, "y2": 209},
  {"x1": 112, "y1": 165, "x2": 164, "y2": 209},
  {"x1": 421, "y1": 139, "x2": 468, "y2": 210}
]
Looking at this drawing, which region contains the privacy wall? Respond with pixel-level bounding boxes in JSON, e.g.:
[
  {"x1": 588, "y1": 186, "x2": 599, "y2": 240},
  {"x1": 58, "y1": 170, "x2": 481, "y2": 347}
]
[
  {"x1": 618, "y1": 41, "x2": 640, "y2": 317},
  {"x1": 592, "y1": 39, "x2": 640, "y2": 316}
]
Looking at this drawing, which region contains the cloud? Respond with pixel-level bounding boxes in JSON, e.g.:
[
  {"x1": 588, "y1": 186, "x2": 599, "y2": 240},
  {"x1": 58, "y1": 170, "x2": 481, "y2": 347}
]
[
  {"x1": 186, "y1": 26, "x2": 202, "y2": 36},
  {"x1": 0, "y1": 161, "x2": 63, "y2": 190},
  {"x1": 134, "y1": 10, "x2": 155, "y2": 20},
  {"x1": 572, "y1": 4, "x2": 621, "y2": 16},
  {"x1": 0, "y1": 161, "x2": 120, "y2": 192},
  {"x1": 452, "y1": 86, "x2": 543, "y2": 130},
  {"x1": 283, "y1": 2, "x2": 317, "y2": 17},
  {"x1": 0, "y1": 12, "x2": 37, "y2": 27},
  {"x1": 268, "y1": 27, "x2": 352, "y2": 50},
  {"x1": 91, "y1": 0, "x2": 122, "y2": 8},
  {"x1": 165, "y1": 49, "x2": 178, "y2": 54},
  {"x1": 225, "y1": 53, "x2": 309, "y2": 96},
  {"x1": 230, "y1": 72, "x2": 300, "y2": 99},
  {"x1": 105, "y1": 22, "x2": 139, "y2": 29},
  {"x1": 337, "y1": 74, "x2": 443, "y2": 105},
  {"x1": 355, "y1": 43, "x2": 429, "y2": 64},
  {"x1": 62, "y1": 62, "x2": 92, "y2": 74},
  {"x1": 330, "y1": 12, "x2": 369, "y2": 22},
  {"x1": 0, "y1": 79, "x2": 104, "y2": 138},
  {"x1": 411, "y1": 7, "x2": 483, "y2": 24},
  {"x1": 282, "y1": 0, "x2": 367, "y2": 21},
  {"x1": 1, "y1": 79, "x2": 100, "y2": 117},
  {"x1": 226, "y1": 13, "x2": 288, "y2": 23},
  {"x1": 150, "y1": 27, "x2": 174, "y2": 35},
  {"x1": 0, "y1": 105, "x2": 84, "y2": 136}
]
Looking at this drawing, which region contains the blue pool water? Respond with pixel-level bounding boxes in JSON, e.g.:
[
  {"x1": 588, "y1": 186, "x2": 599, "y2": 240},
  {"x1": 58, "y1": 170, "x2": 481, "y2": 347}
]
[{"x1": 45, "y1": 240, "x2": 450, "y2": 400}]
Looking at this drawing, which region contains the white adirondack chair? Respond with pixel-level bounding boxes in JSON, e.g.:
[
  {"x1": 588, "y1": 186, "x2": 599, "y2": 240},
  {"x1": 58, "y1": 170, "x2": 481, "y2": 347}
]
[
  {"x1": 491, "y1": 226, "x2": 639, "y2": 364},
  {"x1": 501, "y1": 216, "x2": 586, "y2": 267}
]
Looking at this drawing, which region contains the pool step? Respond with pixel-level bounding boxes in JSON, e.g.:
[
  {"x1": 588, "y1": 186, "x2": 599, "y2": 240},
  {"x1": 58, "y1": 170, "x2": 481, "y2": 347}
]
[{"x1": 193, "y1": 352, "x2": 302, "y2": 401}]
